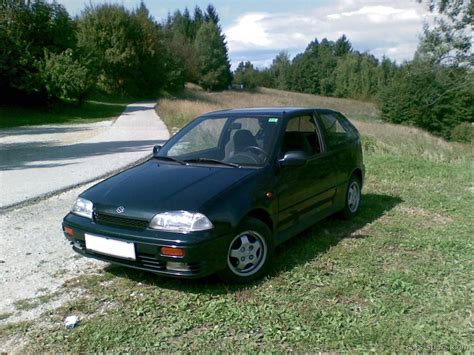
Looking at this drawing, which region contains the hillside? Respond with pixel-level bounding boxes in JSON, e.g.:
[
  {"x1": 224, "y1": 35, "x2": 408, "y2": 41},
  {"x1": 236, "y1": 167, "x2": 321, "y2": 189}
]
[{"x1": 158, "y1": 86, "x2": 469, "y2": 162}]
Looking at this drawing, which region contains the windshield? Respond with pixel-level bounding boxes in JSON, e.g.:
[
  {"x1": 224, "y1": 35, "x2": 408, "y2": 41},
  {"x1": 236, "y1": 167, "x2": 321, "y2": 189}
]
[{"x1": 158, "y1": 115, "x2": 281, "y2": 167}]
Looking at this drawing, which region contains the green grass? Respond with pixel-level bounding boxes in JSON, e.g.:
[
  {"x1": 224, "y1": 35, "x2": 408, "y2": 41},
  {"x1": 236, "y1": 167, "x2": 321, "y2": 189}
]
[
  {"x1": 5, "y1": 88, "x2": 472, "y2": 352},
  {"x1": 13, "y1": 293, "x2": 58, "y2": 312},
  {"x1": 0, "y1": 101, "x2": 124, "y2": 128},
  {"x1": 0, "y1": 93, "x2": 152, "y2": 128}
]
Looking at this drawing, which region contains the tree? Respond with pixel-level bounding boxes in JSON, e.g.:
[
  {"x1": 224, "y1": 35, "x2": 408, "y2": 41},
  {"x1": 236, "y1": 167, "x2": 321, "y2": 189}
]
[
  {"x1": 287, "y1": 38, "x2": 339, "y2": 96},
  {"x1": 76, "y1": 3, "x2": 165, "y2": 96},
  {"x1": 0, "y1": 0, "x2": 76, "y2": 104},
  {"x1": 205, "y1": 4, "x2": 220, "y2": 24},
  {"x1": 40, "y1": 49, "x2": 90, "y2": 104},
  {"x1": 270, "y1": 51, "x2": 291, "y2": 90},
  {"x1": 334, "y1": 35, "x2": 352, "y2": 57},
  {"x1": 333, "y1": 53, "x2": 361, "y2": 98},
  {"x1": 379, "y1": 63, "x2": 473, "y2": 139},
  {"x1": 233, "y1": 61, "x2": 258, "y2": 89},
  {"x1": 415, "y1": 0, "x2": 473, "y2": 66},
  {"x1": 194, "y1": 21, "x2": 232, "y2": 90},
  {"x1": 378, "y1": 0, "x2": 473, "y2": 141}
]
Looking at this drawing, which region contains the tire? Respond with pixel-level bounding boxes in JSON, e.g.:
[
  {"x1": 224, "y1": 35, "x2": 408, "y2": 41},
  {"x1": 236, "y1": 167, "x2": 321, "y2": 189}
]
[
  {"x1": 218, "y1": 217, "x2": 274, "y2": 284},
  {"x1": 341, "y1": 175, "x2": 361, "y2": 219}
]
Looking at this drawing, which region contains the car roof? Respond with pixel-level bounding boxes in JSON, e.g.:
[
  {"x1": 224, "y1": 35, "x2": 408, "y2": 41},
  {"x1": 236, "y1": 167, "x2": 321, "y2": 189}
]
[{"x1": 202, "y1": 107, "x2": 338, "y2": 118}]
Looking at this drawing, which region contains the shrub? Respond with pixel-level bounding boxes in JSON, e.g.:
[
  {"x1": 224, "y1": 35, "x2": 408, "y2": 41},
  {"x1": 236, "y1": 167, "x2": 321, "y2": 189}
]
[
  {"x1": 450, "y1": 122, "x2": 473, "y2": 143},
  {"x1": 40, "y1": 49, "x2": 90, "y2": 104}
]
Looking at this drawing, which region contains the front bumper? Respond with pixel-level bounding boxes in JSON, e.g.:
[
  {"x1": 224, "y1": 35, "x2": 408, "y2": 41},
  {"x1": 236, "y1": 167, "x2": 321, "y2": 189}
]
[{"x1": 62, "y1": 213, "x2": 232, "y2": 279}]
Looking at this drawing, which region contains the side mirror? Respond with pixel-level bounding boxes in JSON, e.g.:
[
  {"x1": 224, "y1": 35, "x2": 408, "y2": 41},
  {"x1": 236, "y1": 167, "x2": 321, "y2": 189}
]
[
  {"x1": 153, "y1": 144, "x2": 162, "y2": 156},
  {"x1": 278, "y1": 150, "x2": 308, "y2": 167}
]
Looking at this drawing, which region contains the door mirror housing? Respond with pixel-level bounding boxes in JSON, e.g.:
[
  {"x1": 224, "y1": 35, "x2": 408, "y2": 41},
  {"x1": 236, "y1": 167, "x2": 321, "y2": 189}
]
[
  {"x1": 153, "y1": 144, "x2": 162, "y2": 156},
  {"x1": 278, "y1": 150, "x2": 308, "y2": 167}
]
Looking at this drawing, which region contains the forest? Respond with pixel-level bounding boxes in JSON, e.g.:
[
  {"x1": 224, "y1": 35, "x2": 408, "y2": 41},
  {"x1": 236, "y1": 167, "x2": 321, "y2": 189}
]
[{"x1": 0, "y1": 0, "x2": 472, "y2": 141}]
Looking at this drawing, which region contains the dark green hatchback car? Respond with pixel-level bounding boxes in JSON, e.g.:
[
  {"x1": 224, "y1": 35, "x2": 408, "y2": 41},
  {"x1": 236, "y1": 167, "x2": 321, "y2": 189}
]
[{"x1": 62, "y1": 107, "x2": 364, "y2": 283}]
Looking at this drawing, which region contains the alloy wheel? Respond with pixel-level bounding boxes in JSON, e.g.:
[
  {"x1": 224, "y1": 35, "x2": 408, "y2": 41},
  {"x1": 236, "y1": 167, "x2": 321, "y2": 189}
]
[
  {"x1": 347, "y1": 181, "x2": 360, "y2": 213},
  {"x1": 227, "y1": 231, "x2": 267, "y2": 276}
]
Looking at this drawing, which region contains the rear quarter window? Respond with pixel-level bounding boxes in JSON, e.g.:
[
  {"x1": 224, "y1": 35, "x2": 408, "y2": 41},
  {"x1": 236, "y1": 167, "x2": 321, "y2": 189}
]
[{"x1": 318, "y1": 112, "x2": 356, "y2": 149}]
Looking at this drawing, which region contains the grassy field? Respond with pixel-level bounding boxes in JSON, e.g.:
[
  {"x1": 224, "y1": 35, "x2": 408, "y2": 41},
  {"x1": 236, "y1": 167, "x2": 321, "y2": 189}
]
[{"x1": 3, "y1": 87, "x2": 472, "y2": 352}]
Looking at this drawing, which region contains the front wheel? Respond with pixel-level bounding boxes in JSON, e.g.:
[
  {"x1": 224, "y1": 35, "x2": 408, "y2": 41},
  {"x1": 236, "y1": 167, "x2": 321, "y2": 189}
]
[
  {"x1": 341, "y1": 175, "x2": 361, "y2": 219},
  {"x1": 218, "y1": 217, "x2": 274, "y2": 283}
]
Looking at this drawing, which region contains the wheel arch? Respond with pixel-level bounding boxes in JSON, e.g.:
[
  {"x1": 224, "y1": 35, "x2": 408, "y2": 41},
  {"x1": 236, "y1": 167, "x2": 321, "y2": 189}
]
[
  {"x1": 245, "y1": 208, "x2": 274, "y2": 233},
  {"x1": 350, "y1": 168, "x2": 364, "y2": 188}
]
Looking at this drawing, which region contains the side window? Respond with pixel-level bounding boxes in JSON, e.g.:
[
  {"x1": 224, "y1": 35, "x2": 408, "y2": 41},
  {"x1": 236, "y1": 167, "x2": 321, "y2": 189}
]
[
  {"x1": 337, "y1": 113, "x2": 359, "y2": 137},
  {"x1": 318, "y1": 112, "x2": 352, "y2": 149},
  {"x1": 281, "y1": 115, "x2": 321, "y2": 156}
]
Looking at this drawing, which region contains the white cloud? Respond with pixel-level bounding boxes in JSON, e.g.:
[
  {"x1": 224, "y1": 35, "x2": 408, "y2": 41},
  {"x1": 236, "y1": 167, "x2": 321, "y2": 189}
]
[
  {"x1": 224, "y1": 0, "x2": 433, "y2": 67},
  {"x1": 226, "y1": 13, "x2": 272, "y2": 48},
  {"x1": 332, "y1": 5, "x2": 420, "y2": 23}
]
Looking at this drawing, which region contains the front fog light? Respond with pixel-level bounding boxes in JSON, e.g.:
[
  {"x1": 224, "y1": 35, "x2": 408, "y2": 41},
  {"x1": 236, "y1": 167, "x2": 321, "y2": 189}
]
[
  {"x1": 149, "y1": 211, "x2": 213, "y2": 233},
  {"x1": 166, "y1": 262, "x2": 190, "y2": 272}
]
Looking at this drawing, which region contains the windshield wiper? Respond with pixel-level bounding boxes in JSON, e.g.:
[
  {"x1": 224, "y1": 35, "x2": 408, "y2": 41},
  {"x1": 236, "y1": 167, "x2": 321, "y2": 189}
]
[
  {"x1": 184, "y1": 158, "x2": 241, "y2": 168},
  {"x1": 153, "y1": 156, "x2": 187, "y2": 165}
]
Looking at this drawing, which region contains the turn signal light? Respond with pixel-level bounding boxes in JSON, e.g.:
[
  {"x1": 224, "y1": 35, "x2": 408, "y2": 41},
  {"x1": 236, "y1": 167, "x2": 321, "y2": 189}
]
[
  {"x1": 161, "y1": 246, "x2": 185, "y2": 257},
  {"x1": 64, "y1": 226, "x2": 74, "y2": 237}
]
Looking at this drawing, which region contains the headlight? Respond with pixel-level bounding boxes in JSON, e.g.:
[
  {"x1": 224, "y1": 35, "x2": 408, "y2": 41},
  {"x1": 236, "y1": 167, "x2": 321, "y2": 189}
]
[
  {"x1": 149, "y1": 211, "x2": 213, "y2": 233},
  {"x1": 71, "y1": 197, "x2": 93, "y2": 219}
]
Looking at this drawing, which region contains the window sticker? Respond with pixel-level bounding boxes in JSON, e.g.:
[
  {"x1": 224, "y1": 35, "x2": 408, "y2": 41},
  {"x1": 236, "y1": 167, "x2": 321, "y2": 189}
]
[{"x1": 268, "y1": 117, "x2": 279, "y2": 123}]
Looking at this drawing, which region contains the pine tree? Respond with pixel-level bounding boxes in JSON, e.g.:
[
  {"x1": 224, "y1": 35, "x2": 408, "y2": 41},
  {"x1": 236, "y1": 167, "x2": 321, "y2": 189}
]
[
  {"x1": 194, "y1": 20, "x2": 231, "y2": 90},
  {"x1": 205, "y1": 4, "x2": 220, "y2": 24},
  {"x1": 334, "y1": 35, "x2": 352, "y2": 57}
]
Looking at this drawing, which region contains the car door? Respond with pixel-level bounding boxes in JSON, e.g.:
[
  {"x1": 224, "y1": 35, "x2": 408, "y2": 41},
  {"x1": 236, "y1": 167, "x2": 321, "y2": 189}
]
[
  {"x1": 315, "y1": 111, "x2": 358, "y2": 207},
  {"x1": 275, "y1": 114, "x2": 337, "y2": 232}
]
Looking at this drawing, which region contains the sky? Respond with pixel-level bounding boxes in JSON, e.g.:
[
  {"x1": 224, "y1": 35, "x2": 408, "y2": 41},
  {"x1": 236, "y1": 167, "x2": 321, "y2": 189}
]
[{"x1": 58, "y1": 0, "x2": 433, "y2": 69}]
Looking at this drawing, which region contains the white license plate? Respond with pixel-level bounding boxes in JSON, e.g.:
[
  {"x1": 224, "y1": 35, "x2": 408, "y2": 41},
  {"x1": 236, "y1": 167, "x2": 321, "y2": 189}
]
[{"x1": 85, "y1": 234, "x2": 136, "y2": 260}]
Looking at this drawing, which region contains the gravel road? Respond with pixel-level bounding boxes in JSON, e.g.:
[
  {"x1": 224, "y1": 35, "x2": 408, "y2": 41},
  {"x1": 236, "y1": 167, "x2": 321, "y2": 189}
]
[{"x1": 0, "y1": 182, "x2": 105, "y2": 325}]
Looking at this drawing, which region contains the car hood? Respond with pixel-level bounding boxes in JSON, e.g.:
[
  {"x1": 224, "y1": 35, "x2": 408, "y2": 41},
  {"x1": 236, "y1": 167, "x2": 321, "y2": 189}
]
[{"x1": 82, "y1": 160, "x2": 256, "y2": 219}]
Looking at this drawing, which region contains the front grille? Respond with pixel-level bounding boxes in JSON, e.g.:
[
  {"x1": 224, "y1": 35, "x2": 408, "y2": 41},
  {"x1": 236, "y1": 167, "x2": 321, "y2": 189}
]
[
  {"x1": 73, "y1": 240, "x2": 207, "y2": 275},
  {"x1": 94, "y1": 212, "x2": 149, "y2": 229},
  {"x1": 138, "y1": 252, "x2": 166, "y2": 271}
]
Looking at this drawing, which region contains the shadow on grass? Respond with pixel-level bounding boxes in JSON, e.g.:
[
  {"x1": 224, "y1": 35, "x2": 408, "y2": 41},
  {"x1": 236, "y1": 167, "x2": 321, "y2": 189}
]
[{"x1": 105, "y1": 193, "x2": 402, "y2": 293}]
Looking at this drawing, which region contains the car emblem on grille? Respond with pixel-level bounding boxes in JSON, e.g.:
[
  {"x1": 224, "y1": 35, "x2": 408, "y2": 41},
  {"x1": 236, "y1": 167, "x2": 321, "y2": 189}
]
[{"x1": 116, "y1": 206, "x2": 125, "y2": 214}]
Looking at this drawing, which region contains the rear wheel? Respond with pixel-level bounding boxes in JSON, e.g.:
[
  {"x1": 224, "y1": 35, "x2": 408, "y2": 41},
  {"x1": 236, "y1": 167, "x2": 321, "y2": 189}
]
[
  {"x1": 341, "y1": 175, "x2": 361, "y2": 219},
  {"x1": 218, "y1": 217, "x2": 274, "y2": 283}
]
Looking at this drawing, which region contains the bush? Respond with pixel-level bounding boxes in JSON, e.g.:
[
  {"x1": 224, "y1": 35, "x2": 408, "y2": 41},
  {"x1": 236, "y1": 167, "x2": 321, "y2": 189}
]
[
  {"x1": 40, "y1": 49, "x2": 90, "y2": 104},
  {"x1": 379, "y1": 62, "x2": 473, "y2": 140},
  {"x1": 450, "y1": 122, "x2": 473, "y2": 143},
  {"x1": 0, "y1": 0, "x2": 75, "y2": 104}
]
